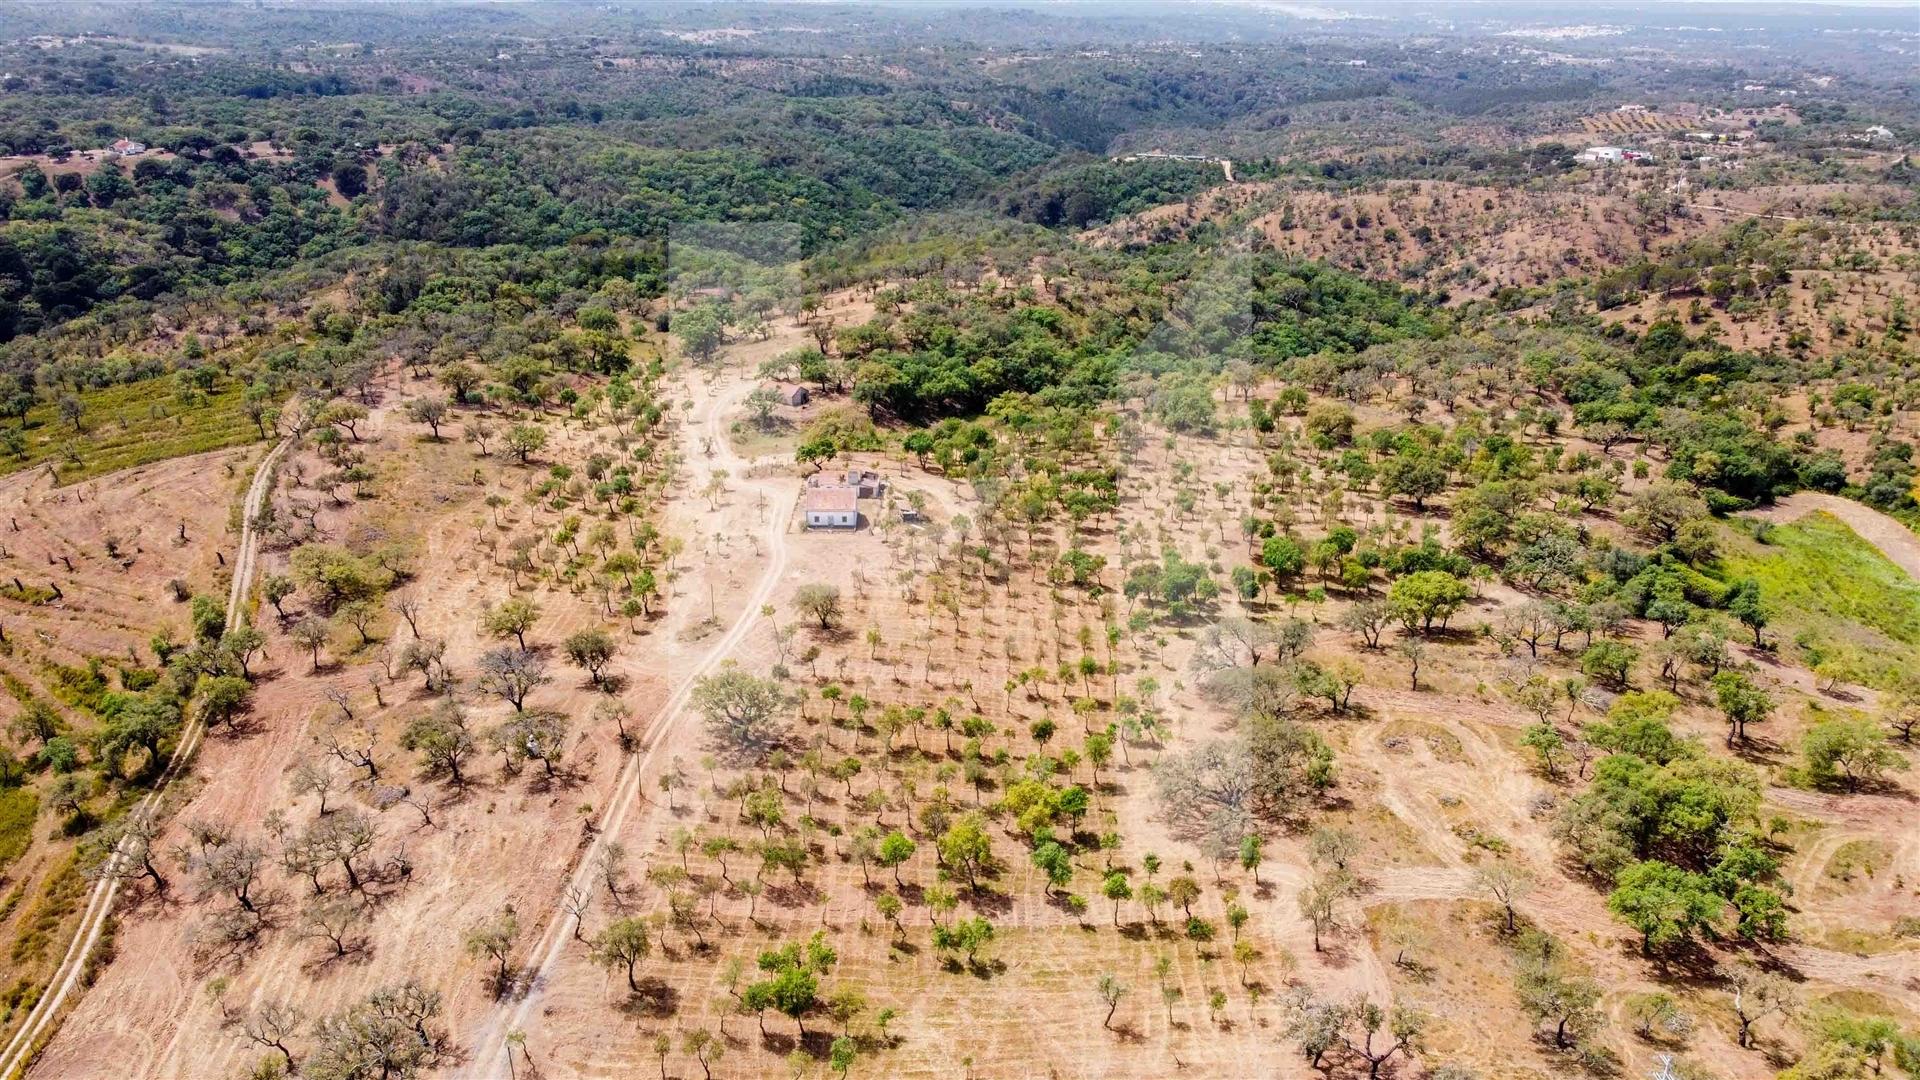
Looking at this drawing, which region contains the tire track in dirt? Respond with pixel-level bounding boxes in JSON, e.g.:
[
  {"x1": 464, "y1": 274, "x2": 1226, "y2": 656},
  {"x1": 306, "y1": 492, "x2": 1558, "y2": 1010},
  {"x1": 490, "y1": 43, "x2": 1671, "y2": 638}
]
[{"x1": 0, "y1": 431, "x2": 291, "y2": 1080}]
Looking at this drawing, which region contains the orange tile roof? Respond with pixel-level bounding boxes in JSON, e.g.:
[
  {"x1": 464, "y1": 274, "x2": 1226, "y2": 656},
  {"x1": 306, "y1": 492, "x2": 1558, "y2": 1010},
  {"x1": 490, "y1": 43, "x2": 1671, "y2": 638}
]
[{"x1": 803, "y1": 485, "x2": 858, "y2": 513}]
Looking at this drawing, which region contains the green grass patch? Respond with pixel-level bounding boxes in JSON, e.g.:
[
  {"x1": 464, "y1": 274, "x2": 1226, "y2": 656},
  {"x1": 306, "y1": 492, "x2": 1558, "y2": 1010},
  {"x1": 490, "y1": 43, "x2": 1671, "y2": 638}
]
[
  {"x1": 0, "y1": 582, "x2": 55, "y2": 605},
  {"x1": 40, "y1": 660, "x2": 110, "y2": 717},
  {"x1": 1718, "y1": 512, "x2": 1920, "y2": 690},
  {"x1": 1825, "y1": 838, "x2": 1892, "y2": 885},
  {"x1": 0, "y1": 788, "x2": 36, "y2": 875},
  {"x1": 1814, "y1": 989, "x2": 1919, "y2": 1024},
  {"x1": 1, "y1": 674, "x2": 36, "y2": 709},
  {"x1": 9, "y1": 853, "x2": 81, "y2": 968},
  {"x1": 0, "y1": 373, "x2": 273, "y2": 485},
  {"x1": 0, "y1": 975, "x2": 42, "y2": 1033}
]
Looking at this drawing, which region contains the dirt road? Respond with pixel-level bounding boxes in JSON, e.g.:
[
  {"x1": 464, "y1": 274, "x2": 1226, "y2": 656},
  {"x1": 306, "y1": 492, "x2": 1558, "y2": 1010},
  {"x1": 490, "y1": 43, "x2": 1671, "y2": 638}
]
[
  {"x1": 1746, "y1": 491, "x2": 1920, "y2": 581},
  {"x1": 0, "y1": 431, "x2": 291, "y2": 1080},
  {"x1": 462, "y1": 363, "x2": 797, "y2": 1076},
  {"x1": 1682, "y1": 202, "x2": 1807, "y2": 223}
]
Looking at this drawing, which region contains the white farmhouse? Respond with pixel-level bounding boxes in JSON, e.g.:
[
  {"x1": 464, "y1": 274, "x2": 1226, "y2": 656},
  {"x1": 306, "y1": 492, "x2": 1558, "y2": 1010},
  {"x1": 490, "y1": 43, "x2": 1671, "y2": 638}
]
[
  {"x1": 803, "y1": 485, "x2": 859, "y2": 530},
  {"x1": 1576, "y1": 146, "x2": 1653, "y2": 165}
]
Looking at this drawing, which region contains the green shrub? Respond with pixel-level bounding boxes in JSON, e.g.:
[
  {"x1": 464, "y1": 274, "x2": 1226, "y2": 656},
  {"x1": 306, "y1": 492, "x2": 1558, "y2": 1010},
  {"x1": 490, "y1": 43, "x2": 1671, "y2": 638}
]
[{"x1": 0, "y1": 788, "x2": 37, "y2": 873}]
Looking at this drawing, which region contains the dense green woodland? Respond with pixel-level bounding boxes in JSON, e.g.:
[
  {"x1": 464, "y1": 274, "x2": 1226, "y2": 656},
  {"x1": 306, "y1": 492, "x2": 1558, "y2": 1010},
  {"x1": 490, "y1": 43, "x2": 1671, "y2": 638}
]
[{"x1": 0, "y1": 0, "x2": 1913, "y2": 514}]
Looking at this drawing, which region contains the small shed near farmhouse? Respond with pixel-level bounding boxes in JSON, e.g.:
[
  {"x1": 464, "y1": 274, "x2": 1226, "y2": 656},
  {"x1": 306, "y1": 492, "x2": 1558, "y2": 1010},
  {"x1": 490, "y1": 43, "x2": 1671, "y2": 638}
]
[{"x1": 844, "y1": 469, "x2": 884, "y2": 498}]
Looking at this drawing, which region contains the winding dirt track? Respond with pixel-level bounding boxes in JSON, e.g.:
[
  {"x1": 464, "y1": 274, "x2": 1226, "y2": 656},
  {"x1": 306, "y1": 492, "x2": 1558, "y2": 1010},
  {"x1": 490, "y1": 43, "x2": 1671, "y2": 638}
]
[
  {"x1": 0, "y1": 432, "x2": 292, "y2": 1080},
  {"x1": 462, "y1": 366, "x2": 796, "y2": 1076}
]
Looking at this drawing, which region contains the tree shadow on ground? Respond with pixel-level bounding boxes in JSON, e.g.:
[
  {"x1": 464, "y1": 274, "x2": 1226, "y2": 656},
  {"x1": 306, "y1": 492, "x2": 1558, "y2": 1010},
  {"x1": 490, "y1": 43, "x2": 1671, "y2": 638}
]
[
  {"x1": 1107, "y1": 1021, "x2": 1148, "y2": 1044},
  {"x1": 615, "y1": 976, "x2": 682, "y2": 1020}
]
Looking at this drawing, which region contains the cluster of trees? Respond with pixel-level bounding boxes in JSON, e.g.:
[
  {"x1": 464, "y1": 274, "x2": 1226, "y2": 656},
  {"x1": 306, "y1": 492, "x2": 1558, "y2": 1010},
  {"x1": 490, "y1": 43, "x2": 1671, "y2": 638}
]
[
  {"x1": 998, "y1": 157, "x2": 1225, "y2": 229},
  {"x1": 1590, "y1": 219, "x2": 1796, "y2": 313},
  {"x1": 230, "y1": 980, "x2": 444, "y2": 1080},
  {"x1": 770, "y1": 285, "x2": 1120, "y2": 422},
  {"x1": 1551, "y1": 691, "x2": 1791, "y2": 953},
  {"x1": 1281, "y1": 990, "x2": 1429, "y2": 1079},
  {"x1": 762, "y1": 242, "x2": 1449, "y2": 440},
  {"x1": 0, "y1": 148, "x2": 357, "y2": 345},
  {"x1": 16, "y1": 580, "x2": 278, "y2": 862}
]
